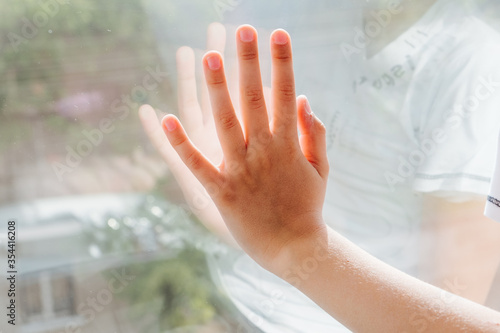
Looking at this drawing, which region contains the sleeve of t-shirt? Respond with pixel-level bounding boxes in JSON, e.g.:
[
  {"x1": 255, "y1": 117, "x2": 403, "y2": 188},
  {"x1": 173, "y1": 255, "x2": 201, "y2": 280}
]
[
  {"x1": 485, "y1": 132, "x2": 500, "y2": 222},
  {"x1": 411, "y1": 41, "x2": 500, "y2": 197}
]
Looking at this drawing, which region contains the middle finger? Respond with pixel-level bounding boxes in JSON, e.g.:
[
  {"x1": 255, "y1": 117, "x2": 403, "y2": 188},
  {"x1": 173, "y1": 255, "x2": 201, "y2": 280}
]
[{"x1": 237, "y1": 25, "x2": 270, "y2": 141}]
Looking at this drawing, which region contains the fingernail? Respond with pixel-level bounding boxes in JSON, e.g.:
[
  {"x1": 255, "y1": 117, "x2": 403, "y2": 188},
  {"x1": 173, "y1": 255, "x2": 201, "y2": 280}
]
[
  {"x1": 164, "y1": 117, "x2": 177, "y2": 131},
  {"x1": 206, "y1": 54, "x2": 221, "y2": 70},
  {"x1": 272, "y1": 30, "x2": 288, "y2": 45},
  {"x1": 239, "y1": 28, "x2": 254, "y2": 42}
]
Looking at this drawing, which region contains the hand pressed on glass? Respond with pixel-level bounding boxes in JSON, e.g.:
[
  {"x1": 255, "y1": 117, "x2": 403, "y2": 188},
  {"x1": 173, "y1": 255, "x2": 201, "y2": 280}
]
[
  {"x1": 140, "y1": 24, "x2": 500, "y2": 332},
  {"x1": 157, "y1": 25, "x2": 329, "y2": 271}
]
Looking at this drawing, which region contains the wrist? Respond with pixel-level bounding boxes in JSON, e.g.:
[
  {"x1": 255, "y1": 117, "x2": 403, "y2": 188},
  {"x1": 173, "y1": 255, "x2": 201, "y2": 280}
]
[{"x1": 272, "y1": 222, "x2": 330, "y2": 288}]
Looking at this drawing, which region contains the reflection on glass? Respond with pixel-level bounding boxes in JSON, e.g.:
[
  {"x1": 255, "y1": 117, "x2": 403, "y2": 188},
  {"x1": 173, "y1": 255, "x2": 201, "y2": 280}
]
[{"x1": 1, "y1": 0, "x2": 500, "y2": 332}]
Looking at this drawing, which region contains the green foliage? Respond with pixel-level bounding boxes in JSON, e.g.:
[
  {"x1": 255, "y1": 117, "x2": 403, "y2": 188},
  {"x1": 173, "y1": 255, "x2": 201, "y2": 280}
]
[
  {"x1": 0, "y1": 0, "x2": 169, "y2": 155},
  {"x1": 119, "y1": 248, "x2": 218, "y2": 330},
  {"x1": 89, "y1": 194, "x2": 227, "y2": 330}
]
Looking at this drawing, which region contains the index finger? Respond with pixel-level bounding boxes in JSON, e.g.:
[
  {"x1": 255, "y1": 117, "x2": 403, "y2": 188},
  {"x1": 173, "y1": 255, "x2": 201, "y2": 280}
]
[{"x1": 203, "y1": 51, "x2": 246, "y2": 163}]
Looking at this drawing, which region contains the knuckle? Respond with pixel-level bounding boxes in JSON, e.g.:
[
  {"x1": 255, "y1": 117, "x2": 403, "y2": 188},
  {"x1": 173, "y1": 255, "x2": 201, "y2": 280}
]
[
  {"x1": 256, "y1": 129, "x2": 272, "y2": 145},
  {"x1": 220, "y1": 186, "x2": 237, "y2": 204},
  {"x1": 170, "y1": 134, "x2": 188, "y2": 147},
  {"x1": 245, "y1": 145, "x2": 259, "y2": 164},
  {"x1": 218, "y1": 112, "x2": 238, "y2": 130},
  {"x1": 226, "y1": 160, "x2": 244, "y2": 176},
  {"x1": 274, "y1": 51, "x2": 292, "y2": 62},
  {"x1": 185, "y1": 150, "x2": 202, "y2": 170},
  {"x1": 240, "y1": 50, "x2": 258, "y2": 61},
  {"x1": 244, "y1": 88, "x2": 265, "y2": 107},
  {"x1": 207, "y1": 74, "x2": 226, "y2": 87},
  {"x1": 240, "y1": 168, "x2": 260, "y2": 191},
  {"x1": 277, "y1": 84, "x2": 296, "y2": 100}
]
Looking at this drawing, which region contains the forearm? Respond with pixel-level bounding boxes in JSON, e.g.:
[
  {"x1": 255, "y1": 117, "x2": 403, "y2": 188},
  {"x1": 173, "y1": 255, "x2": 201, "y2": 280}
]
[{"x1": 276, "y1": 225, "x2": 500, "y2": 332}]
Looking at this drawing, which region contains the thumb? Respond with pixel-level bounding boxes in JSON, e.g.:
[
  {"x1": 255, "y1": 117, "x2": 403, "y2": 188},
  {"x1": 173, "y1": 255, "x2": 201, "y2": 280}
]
[{"x1": 297, "y1": 95, "x2": 329, "y2": 179}]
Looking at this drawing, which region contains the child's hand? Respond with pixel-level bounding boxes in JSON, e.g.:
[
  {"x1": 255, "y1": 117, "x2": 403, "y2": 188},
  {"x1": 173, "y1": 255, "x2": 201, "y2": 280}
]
[{"x1": 159, "y1": 25, "x2": 329, "y2": 271}]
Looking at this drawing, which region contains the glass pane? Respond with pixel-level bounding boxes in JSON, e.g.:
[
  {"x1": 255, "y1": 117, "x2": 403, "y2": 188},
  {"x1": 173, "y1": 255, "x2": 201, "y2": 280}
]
[{"x1": 2, "y1": 0, "x2": 500, "y2": 332}]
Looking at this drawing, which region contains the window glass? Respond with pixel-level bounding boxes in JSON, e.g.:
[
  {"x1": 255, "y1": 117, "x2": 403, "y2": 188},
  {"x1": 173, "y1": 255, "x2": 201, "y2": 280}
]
[{"x1": 1, "y1": 0, "x2": 500, "y2": 332}]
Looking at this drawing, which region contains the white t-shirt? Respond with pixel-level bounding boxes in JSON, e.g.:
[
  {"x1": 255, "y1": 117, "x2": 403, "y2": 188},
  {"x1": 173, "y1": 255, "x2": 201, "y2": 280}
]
[{"x1": 210, "y1": 1, "x2": 500, "y2": 332}]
